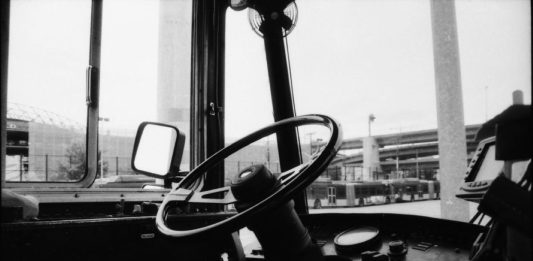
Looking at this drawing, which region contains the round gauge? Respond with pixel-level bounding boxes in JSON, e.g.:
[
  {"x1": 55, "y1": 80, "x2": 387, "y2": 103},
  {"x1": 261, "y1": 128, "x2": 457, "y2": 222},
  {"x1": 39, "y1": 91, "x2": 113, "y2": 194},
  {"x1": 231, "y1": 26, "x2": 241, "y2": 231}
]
[{"x1": 333, "y1": 226, "x2": 381, "y2": 253}]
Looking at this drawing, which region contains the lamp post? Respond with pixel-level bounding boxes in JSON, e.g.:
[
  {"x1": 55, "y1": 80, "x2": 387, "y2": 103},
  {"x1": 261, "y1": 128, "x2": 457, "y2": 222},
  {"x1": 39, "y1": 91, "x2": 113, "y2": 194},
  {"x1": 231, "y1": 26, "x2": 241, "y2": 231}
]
[{"x1": 368, "y1": 114, "x2": 375, "y2": 136}]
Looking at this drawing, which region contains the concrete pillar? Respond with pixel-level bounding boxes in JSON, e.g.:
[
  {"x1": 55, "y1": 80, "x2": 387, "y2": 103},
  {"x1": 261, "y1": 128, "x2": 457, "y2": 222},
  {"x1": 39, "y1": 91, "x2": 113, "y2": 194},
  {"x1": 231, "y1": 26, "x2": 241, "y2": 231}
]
[
  {"x1": 157, "y1": 0, "x2": 192, "y2": 172},
  {"x1": 362, "y1": 137, "x2": 381, "y2": 181},
  {"x1": 430, "y1": 0, "x2": 470, "y2": 221}
]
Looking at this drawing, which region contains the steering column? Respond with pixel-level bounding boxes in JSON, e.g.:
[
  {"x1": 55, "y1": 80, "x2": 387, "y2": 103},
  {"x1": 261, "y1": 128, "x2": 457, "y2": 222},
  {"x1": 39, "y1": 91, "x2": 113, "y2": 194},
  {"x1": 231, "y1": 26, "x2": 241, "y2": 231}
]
[{"x1": 231, "y1": 165, "x2": 323, "y2": 261}]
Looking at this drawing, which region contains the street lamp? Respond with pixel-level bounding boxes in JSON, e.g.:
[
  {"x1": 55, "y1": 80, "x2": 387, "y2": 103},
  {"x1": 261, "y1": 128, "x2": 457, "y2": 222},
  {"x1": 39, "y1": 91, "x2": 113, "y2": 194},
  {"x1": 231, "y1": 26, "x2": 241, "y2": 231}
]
[{"x1": 368, "y1": 114, "x2": 375, "y2": 136}]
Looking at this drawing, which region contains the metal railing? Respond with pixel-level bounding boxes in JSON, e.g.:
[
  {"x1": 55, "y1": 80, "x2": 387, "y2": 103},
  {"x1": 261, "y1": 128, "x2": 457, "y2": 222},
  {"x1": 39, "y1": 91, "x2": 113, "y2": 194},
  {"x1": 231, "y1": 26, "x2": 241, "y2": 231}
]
[{"x1": 5, "y1": 154, "x2": 135, "y2": 182}]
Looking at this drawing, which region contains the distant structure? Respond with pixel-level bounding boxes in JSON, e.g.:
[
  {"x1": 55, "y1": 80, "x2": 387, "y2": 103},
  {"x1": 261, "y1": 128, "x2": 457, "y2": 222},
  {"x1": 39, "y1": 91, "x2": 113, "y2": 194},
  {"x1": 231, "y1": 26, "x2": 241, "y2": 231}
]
[
  {"x1": 317, "y1": 124, "x2": 481, "y2": 182},
  {"x1": 6, "y1": 103, "x2": 135, "y2": 182},
  {"x1": 157, "y1": 0, "x2": 192, "y2": 171}
]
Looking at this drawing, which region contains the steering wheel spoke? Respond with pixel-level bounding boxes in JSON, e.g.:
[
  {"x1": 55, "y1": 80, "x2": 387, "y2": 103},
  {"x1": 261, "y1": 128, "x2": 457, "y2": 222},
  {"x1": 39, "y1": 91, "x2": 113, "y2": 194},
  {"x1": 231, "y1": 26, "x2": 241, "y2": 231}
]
[
  {"x1": 166, "y1": 188, "x2": 194, "y2": 202},
  {"x1": 188, "y1": 186, "x2": 237, "y2": 204},
  {"x1": 279, "y1": 161, "x2": 312, "y2": 185}
]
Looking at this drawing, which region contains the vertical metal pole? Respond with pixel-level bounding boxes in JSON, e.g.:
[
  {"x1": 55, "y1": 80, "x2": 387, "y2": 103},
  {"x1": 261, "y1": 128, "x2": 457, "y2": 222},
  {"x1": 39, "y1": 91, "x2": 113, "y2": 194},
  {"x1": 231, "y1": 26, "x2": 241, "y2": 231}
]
[
  {"x1": 0, "y1": 0, "x2": 9, "y2": 187},
  {"x1": 85, "y1": 0, "x2": 103, "y2": 186},
  {"x1": 45, "y1": 154, "x2": 48, "y2": 181},
  {"x1": 261, "y1": 17, "x2": 305, "y2": 212},
  {"x1": 430, "y1": 0, "x2": 469, "y2": 221},
  {"x1": 115, "y1": 156, "x2": 118, "y2": 176}
]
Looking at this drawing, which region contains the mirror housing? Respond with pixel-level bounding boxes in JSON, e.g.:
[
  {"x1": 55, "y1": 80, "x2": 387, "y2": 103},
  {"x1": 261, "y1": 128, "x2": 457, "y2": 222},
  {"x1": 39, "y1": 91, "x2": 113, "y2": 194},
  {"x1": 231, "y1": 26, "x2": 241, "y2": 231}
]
[{"x1": 131, "y1": 122, "x2": 185, "y2": 179}]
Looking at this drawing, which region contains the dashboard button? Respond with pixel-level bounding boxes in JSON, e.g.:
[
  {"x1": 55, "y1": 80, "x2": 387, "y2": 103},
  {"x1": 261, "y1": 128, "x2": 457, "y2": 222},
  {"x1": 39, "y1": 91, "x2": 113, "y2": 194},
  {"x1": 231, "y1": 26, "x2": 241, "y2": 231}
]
[{"x1": 388, "y1": 240, "x2": 407, "y2": 256}]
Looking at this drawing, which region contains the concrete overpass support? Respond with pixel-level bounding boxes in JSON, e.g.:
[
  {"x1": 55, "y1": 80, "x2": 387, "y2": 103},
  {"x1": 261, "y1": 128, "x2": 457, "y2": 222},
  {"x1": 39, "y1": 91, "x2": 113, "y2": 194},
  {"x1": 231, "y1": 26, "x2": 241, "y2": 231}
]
[
  {"x1": 362, "y1": 137, "x2": 381, "y2": 181},
  {"x1": 430, "y1": 0, "x2": 469, "y2": 221},
  {"x1": 157, "y1": 0, "x2": 192, "y2": 171}
]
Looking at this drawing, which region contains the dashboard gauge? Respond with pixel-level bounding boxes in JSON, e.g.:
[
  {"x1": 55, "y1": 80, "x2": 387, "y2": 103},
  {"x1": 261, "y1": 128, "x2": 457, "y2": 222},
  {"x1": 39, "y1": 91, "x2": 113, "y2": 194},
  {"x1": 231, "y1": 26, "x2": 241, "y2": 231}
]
[{"x1": 333, "y1": 226, "x2": 381, "y2": 253}]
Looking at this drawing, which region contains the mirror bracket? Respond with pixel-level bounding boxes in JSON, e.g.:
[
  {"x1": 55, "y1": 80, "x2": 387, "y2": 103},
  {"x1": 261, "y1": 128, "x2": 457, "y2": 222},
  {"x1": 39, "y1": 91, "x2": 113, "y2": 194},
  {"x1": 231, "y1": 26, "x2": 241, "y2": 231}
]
[{"x1": 164, "y1": 171, "x2": 189, "y2": 188}]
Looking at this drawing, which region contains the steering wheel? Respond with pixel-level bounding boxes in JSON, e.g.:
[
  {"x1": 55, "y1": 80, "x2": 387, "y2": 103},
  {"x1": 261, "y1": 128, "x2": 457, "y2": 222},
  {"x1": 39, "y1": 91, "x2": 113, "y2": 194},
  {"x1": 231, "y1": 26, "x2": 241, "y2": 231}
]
[{"x1": 156, "y1": 114, "x2": 343, "y2": 238}]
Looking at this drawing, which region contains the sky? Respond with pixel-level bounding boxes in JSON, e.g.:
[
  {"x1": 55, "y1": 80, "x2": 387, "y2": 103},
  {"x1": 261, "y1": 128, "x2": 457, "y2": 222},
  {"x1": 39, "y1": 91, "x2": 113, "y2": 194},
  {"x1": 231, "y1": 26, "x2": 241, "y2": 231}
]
[
  {"x1": 7, "y1": 0, "x2": 532, "y2": 142},
  {"x1": 225, "y1": 0, "x2": 531, "y2": 140}
]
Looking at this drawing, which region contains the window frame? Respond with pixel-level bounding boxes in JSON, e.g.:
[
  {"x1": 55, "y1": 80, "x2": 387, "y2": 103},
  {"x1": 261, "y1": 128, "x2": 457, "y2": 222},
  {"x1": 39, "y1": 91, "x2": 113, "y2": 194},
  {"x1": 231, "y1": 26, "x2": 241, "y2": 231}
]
[
  {"x1": 2, "y1": 0, "x2": 199, "y2": 191},
  {"x1": 3, "y1": 0, "x2": 101, "y2": 188}
]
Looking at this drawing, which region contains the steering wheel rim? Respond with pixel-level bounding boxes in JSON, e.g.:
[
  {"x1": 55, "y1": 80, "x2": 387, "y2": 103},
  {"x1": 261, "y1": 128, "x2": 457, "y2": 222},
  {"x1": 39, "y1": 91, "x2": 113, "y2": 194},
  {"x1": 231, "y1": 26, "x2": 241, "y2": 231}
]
[{"x1": 156, "y1": 114, "x2": 343, "y2": 238}]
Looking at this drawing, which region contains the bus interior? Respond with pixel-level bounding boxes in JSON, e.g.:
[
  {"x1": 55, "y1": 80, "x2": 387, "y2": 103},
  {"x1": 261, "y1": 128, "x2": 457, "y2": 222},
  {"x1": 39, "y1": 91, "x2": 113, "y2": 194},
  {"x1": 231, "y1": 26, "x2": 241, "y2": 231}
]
[{"x1": 1, "y1": 0, "x2": 531, "y2": 260}]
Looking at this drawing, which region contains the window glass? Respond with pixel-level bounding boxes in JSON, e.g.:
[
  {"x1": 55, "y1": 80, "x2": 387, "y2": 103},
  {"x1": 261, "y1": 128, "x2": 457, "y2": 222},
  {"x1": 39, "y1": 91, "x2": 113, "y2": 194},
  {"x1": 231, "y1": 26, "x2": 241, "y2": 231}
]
[
  {"x1": 457, "y1": 0, "x2": 531, "y2": 123},
  {"x1": 95, "y1": 0, "x2": 192, "y2": 188},
  {"x1": 292, "y1": 0, "x2": 530, "y2": 219},
  {"x1": 225, "y1": 0, "x2": 531, "y2": 221},
  {"x1": 6, "y1": 0, "x2": 91, "y2": 182},
  {"x1": 224, "y1": 9, "x2": 281, "y2": 186}
]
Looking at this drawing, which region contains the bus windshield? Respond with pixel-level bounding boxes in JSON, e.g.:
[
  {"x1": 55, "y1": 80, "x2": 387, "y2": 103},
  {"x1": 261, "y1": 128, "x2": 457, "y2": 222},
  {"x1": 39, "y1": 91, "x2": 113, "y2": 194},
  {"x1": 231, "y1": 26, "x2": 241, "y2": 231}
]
[
  {"x1": 3, "y1": 0, "x2": 531, "y2": 223},
  {"x1": 224, "y1": 0, "x2": 531, "y2": 222}
]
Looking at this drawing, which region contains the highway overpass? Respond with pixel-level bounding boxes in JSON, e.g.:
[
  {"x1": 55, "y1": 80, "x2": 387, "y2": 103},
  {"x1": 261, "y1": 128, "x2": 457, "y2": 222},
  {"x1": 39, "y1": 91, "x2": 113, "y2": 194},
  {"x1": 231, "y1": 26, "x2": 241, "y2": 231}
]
[
  {"x1": 328, "y1": 124, "x2": 482, "y2": 171},
  {"x1": 332, "y1": 124, "x2": 481, "y2": 150}
]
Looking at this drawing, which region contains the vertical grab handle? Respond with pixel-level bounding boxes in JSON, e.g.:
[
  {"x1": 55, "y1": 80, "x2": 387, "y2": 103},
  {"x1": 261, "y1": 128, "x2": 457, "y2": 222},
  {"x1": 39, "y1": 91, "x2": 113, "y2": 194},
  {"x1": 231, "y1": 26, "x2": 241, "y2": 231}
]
[{"x1": 86, "y1": 65, "x2": 94, "y2": 105}]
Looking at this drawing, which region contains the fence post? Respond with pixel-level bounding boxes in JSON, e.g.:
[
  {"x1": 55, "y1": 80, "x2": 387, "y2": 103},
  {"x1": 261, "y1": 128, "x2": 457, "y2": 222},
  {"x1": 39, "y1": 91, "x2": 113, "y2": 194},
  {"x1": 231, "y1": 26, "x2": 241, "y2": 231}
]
[
  {"x1": 115, "y1": 156, "x2": 119, "y2": 176},
  {"x1": 45, "y1": 154, "x2": 49, "y2": 181}
]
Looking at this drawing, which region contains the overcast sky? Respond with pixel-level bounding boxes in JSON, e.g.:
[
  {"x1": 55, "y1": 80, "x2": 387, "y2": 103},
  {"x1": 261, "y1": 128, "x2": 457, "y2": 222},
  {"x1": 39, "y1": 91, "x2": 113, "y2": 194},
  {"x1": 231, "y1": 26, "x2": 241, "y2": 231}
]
[{"x1": 8, "y1": 0, "x2": 532, "y2": 141}]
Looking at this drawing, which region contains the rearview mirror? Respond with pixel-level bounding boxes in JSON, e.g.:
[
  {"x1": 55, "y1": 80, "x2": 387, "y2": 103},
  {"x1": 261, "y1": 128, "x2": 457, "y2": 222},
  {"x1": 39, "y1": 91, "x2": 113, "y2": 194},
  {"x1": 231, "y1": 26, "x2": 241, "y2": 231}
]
[{"x1": 131, "y1": 122, "x2": 185, "y2": 178}]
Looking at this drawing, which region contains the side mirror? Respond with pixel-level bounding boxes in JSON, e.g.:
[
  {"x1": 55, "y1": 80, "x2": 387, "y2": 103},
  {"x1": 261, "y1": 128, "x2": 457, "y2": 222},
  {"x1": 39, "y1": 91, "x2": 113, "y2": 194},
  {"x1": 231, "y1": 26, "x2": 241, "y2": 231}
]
[{"x1": 131, "y1": 122, "x2": 185, "y2": 178}]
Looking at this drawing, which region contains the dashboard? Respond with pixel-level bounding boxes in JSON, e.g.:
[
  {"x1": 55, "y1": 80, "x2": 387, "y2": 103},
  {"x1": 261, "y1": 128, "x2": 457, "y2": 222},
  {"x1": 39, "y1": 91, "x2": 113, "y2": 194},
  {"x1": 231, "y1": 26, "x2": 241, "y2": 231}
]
[
  {"x1": 245, "y1": 213, "x2": 484, "y2": 261},
  {"x1": 2, "y1": 211, "x2": 484, "y2": 261}
]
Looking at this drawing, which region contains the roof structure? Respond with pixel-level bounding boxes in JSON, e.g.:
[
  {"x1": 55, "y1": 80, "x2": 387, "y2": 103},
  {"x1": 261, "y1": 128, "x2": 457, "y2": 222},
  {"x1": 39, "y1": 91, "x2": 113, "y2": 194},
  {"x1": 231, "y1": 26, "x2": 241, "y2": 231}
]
[{"x1": 7, "y1": 103, "x2": 84, "y2": 130}]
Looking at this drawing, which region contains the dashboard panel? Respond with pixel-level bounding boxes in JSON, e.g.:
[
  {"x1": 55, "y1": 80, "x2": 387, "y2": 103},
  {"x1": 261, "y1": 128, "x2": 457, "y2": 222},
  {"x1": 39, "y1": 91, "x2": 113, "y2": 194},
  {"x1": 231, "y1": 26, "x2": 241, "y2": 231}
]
[
  {"x1": 2, "y1": 206, "x2": 485, "y2": 261},
  {"x1": 245, "y1": 213, "x2": 485, "y2": 261}
]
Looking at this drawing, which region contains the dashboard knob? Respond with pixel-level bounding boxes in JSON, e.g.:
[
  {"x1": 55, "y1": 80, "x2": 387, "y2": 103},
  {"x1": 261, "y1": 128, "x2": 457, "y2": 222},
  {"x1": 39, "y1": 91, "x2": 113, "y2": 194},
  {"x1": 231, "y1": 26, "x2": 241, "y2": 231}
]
[{"x1": 388, "y1": 240, "x2": 407, "y2": 257}]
